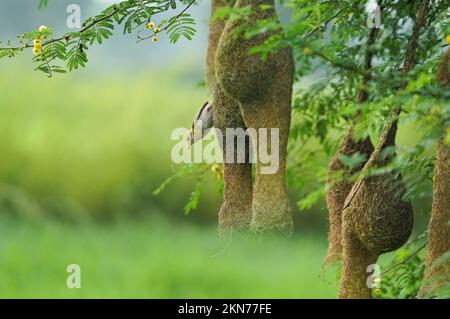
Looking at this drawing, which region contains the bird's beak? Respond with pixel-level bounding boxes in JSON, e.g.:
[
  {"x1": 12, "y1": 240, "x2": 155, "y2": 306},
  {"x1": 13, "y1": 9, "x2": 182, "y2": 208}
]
[{"x1": 185, "y1": 131, "x2": 193, "y2": 149}]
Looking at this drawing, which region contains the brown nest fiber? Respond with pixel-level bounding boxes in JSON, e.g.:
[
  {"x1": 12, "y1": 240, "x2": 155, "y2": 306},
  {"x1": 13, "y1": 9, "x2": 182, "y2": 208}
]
[
  {"x1": 205, "y1": 0, "x2": 236, "y2": 92},
  {"x1": 215, "y1": 0, "x2": 294, "y2": 234},
  {"x1": 339, "y1": 119, "x2": 413, "y2": 298},
  {"x1": 206, "y1": 0, "x2": 252, "y2": 235},
  {"x1": 420, "y1": 48, "x2": 450, "y2": 296},
  {"x1": 436, "y1": 48, "x2": 450, "y2": 87},
  {"x1": 213, "y1": 84, "x2": 253, "y2": 234},
  {"x1": 324, "y1": 124, "x2": 374, "y2": 265},
  {"x1": 344, "y1": 119, "x2": 413, "y2": 254},
  {"x1": 420, "y1": 139, "x2": 450, "y2": 296}
]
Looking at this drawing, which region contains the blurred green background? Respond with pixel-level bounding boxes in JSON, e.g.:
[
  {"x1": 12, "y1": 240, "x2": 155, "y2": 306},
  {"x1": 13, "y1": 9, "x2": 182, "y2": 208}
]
[
  {"x1": 0, "y1": 63, "x2": 340, "y2": 298},
  {"x1": 0, "y1": 0, "x2": 432, "y2": 298}
]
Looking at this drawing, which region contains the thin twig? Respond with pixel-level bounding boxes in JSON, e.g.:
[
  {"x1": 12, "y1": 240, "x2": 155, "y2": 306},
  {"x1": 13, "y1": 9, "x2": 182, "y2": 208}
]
[
  {"x1": 309, "y1": 49, "x2": 366, "y2": 76},
  {"x1": 303, "y1": 9, "x2": 345, "y2": 40},
  {"x1": 137, "y1": 0, "x2": 197, "y2": 41},
  {"x1": 381, "y1": 242, "x2": 427, "y2": 276}
]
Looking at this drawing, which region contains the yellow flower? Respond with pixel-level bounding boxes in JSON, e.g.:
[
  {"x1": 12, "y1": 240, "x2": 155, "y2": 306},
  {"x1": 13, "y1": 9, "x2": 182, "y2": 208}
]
[
  {"x1": 446, "y1": 35, "x2": 450, "y2": 45},
  {"x1": 154, "y1": 27, "x2": 161, "y2": 34},
  {"x1": 211, "y1": 165, "x2": 220, "y2": 173},
  {"x1": 303, "y1": 47, "x2": 313, "y2": 56},
  {"x1": 151, "y1": 37, "x2": 158, "y2": 43},
  {"x1": 432, "y1": 175, "x2": 436, "y2": 183},
  {"x1": 39, "y1": 25, "x2": 48, "y2": 32},
  {"x1": 34, "y1": 42, "x2": 42, "y2": 51},
  {"x1": 426, "y1": 115, "x2": 433, "y2": 122},
  {"x1": 211, "y1": 165, "x2": 223, "y2": 180},
  {"x1": 374, "y1": 288, "x2": 382, "y2": 296},
  {"x1": 32, "y1": 47, "x2": 41, "y2": 55},
  {"x1": 145, "y1": 22, "x2": 155, "y2": 30},
  {"x1": 33, "y1": 38, "x2": 41, "y2": 45}
]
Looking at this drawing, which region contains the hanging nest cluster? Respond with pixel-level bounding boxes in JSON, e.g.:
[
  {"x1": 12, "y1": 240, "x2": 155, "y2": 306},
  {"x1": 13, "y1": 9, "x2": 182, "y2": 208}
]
[
  {"x1": 205, "y1": 0, "x2": 236, "y2": 91},
  {"x1": 215, "y1": 0, "x2": 295, "y2": 234}
]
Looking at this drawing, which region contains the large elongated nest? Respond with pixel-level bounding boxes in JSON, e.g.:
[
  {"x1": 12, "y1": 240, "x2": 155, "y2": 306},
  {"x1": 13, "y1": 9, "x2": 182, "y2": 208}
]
[{"x1": 215, "y1": 0, "x2": 294, "y2": 103}]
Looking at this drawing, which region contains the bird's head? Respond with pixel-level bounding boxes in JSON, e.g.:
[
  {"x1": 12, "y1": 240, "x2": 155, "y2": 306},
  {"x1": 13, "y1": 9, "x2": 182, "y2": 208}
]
[{"x1": 185, "y1": 100, "x2": 214, "y2": 148}]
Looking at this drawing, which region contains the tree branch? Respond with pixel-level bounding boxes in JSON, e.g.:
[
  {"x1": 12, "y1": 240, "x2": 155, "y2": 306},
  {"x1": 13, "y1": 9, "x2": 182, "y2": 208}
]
[
  {"x1": 0, "y1": 6, "x2": 120, "y2": 51},
  {"x1": 137, "y1": 0, "x2": 197, "y2": 41},
  {"x1": 381, "y1": 242, "x2": 427, "y2": 276}
]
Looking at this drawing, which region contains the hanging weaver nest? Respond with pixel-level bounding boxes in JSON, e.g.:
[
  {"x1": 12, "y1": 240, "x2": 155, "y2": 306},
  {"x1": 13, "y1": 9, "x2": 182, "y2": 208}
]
[
  {"x1": 343, "y1": 121, "x2": 413, "y2": 255},
  {"x1": 215, "y1": 1, "x2": 293, "y2": 104}
]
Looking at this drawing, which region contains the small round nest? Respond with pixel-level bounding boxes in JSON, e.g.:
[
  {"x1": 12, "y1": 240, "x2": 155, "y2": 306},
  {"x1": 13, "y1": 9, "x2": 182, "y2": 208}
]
[
  {"x1": 347, "y1": 172, "x2": 413, "y2": 254},
  {"x1": 343, "y1": 120, "x2": 413, "y2": 255}
]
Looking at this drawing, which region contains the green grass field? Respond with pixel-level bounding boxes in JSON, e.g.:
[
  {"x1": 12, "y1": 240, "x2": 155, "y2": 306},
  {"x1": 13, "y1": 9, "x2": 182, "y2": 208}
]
[{"x1": 0, "y1": 216, "x2": 339, "y2": 298}]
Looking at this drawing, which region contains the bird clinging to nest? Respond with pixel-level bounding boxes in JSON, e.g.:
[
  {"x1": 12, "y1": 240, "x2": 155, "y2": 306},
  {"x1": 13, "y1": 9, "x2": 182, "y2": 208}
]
[{"x1": 185, "y1": 100, "x2": 214, "y2": 148}]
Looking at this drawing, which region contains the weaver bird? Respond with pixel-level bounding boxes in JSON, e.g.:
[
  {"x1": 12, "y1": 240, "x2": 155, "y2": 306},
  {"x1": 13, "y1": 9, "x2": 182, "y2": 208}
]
[{"x1": 186, "y1": 100, "x2": 214, "y2": 148}]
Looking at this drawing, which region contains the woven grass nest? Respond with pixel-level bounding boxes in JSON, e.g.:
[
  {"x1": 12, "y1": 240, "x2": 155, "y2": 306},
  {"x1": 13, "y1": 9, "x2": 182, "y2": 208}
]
[
  {"x1": 436, "y1": 48, "x2": 450, "y2": 87},
  {"x1": 343, "y1": 121, "x2": 413, "y2": 255},
  {"x1": 215, "y1": 0, "x2": 293, "y2": 104}
]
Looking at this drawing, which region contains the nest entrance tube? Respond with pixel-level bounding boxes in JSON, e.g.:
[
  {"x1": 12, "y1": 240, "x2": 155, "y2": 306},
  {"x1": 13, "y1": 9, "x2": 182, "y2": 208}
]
[
  {"x1": 215, "y1": 0, "x2": 294, "y2": 234},
  {"x1": 324, "y1": 128, "x2": 373, "y2": 265},
  {"x1": 206, "y1": 0, "x2": 252, "y2": 234},
  {"x1": 213, "y1": 84, "x2": 253, "y2": 233},
  {"x1": 420, "y1": 48, "x2": 450, "y2": 296}
]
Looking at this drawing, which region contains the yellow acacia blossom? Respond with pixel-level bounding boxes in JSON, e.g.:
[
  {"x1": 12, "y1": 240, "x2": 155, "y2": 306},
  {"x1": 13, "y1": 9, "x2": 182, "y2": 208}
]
[
  {"x1": 32, "y1": 47, "x2": 41, "y2": 55},
  {"x1": 303, "y1": 47, "x2": 313, "y2": 56},
  {"x1": 39, "y1": 25, "x2": 48, "y2": 33},
  {"x1": 211, "y1": 164, "x2": 223, "y2": 180}
]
